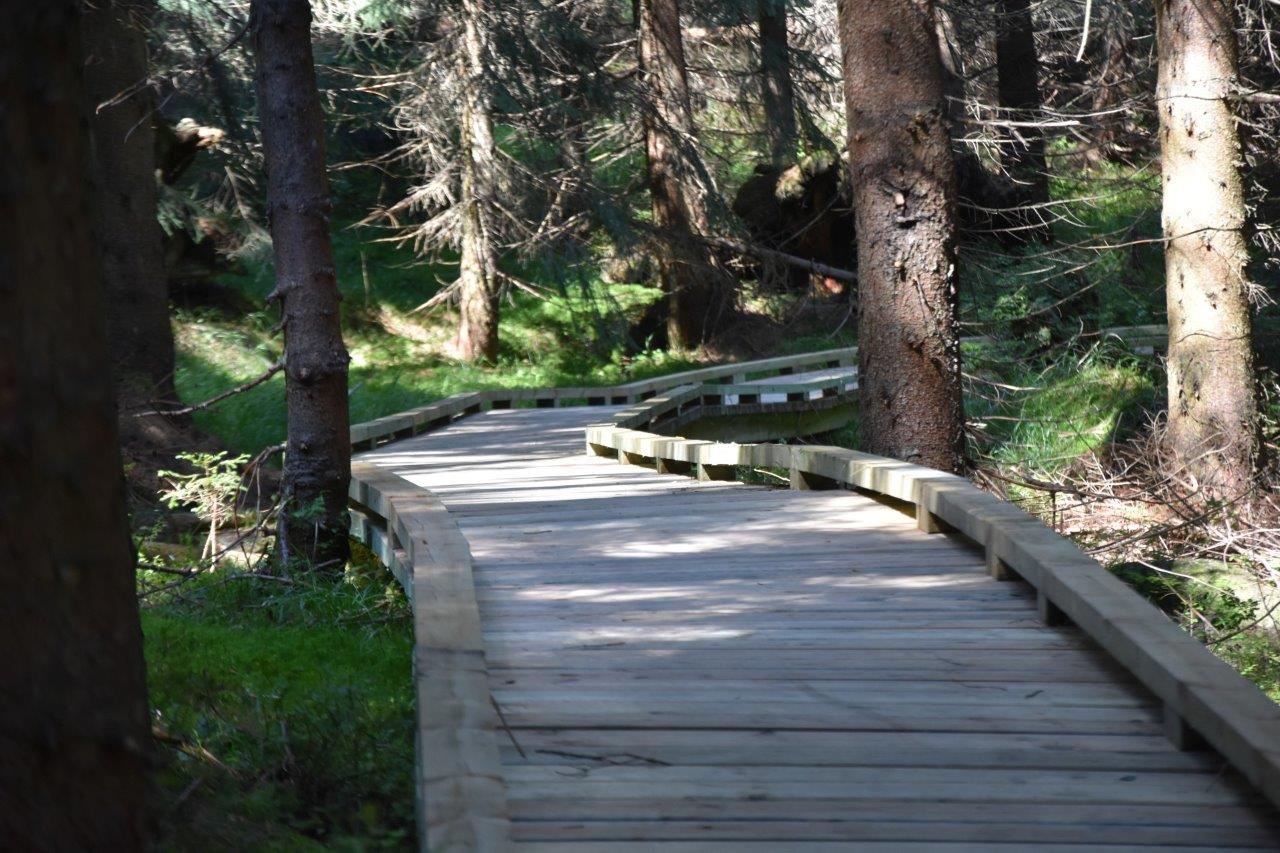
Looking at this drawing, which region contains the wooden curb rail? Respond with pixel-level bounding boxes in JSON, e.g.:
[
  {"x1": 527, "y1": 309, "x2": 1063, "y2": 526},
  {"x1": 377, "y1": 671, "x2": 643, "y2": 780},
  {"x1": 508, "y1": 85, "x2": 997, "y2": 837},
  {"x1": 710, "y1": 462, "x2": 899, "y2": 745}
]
[{"x1": 584, "y1": 397, "x2": 1280, "y2": 815}]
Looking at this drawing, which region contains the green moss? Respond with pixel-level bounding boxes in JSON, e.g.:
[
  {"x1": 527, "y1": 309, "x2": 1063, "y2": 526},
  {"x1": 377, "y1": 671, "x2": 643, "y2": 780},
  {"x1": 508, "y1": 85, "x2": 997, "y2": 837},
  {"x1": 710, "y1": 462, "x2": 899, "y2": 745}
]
[{"x1": 143, "y1": 563, "x2": 415, "y2": 850}]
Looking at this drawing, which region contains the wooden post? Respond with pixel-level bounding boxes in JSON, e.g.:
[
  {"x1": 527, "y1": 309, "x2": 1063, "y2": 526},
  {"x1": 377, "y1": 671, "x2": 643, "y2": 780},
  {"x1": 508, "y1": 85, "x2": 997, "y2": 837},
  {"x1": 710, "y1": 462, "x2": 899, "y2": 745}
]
[
  {"x1": 791, "y1": 468, "x2": 838, "y2": 491},
  {"x1": 657, "y1": 457, "x2": 693, "y2": 476},
  {"x1": 917, "y1": 505, "x2": 943, "y2": 534},
  {"x1": 986, "y1": 550, "x2": 1015, "y2": 581},
  {"x1": 1037, "y1": 592, "x2": 1069, "y2": 626},
  {"x1": 1164, "y1": 703, "x2": 1208, "y2": 751}
]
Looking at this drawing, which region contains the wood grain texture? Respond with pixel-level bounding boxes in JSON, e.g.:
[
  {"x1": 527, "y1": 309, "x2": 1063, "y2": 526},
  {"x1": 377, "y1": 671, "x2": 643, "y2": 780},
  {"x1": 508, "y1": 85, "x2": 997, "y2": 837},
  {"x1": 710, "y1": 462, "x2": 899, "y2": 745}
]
[{"x1": 357, "y1": 404, "x2": 1280, "y2": 848}]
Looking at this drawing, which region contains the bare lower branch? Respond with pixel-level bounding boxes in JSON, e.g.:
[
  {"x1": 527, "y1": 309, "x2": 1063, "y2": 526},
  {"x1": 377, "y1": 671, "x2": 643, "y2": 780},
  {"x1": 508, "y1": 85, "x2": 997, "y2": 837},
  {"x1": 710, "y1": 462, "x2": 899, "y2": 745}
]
[
  {"x1": 138, "y1": 361, "x2": 284, "y2": 418},
  {"x1": 705, "y1": 235, "x2": 857, "y2": 284}
]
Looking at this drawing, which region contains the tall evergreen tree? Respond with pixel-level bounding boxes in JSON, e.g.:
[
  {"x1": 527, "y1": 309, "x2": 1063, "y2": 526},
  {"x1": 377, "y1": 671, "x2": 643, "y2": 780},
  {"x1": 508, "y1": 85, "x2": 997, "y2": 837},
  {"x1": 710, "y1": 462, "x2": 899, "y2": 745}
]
[
  {"x1": 1156, "y1": 0, "x2": 1259, "y2": 493},
  {"x1": 252, "y1": 0, "x2": 352, "y2": 567},
  {"x1": 84, "y1": 0, "x2": 180, "y2": 408},
  {"x1": 453, "y1": 0, "x2": 501, "y2": 362},
  {"x1": 758, "y1": 0, "x2": 798, "y2": 163},
  {"x1": 639, "y1": 0, "x2": 733, "y2": 348},
  {"x1": 995, "y1": 0, "x2": 1049, "y2": 208},
  {"x1": 837, "y1": 0, "x2": 964, "y2": 472},
  {"x1": 0, "y1": 2, "x2": 150, "y2": 845}
]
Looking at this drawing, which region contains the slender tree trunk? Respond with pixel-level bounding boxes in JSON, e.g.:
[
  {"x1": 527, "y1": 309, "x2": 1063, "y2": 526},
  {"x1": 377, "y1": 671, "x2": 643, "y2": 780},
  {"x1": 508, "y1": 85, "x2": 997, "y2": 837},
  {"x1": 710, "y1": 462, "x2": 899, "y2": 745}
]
[
  {"x1": 0, "y1": 3, "x2": 149, "y2": 846},
  {"x1": 638, "y1": 0, "x2": 732, "y2": 349},
  {"x1": 838, "y1": 0, "x2": 964, "y2": 472},
  {"x1": 1156, "y1": 0, "x2": 1259, "y2": 493},
  {"x1": 453, "y1": 0, "x2": 500, "y2": 363},
  {"x1": 995, "y1": 0, "x2": 1049, "y2": 207},
  {"x1": 932, "y1": 1, "x2": 968, "y2": 131},
  {"x1": 83, "y1": 0, "x2": 179, "y2": 409},
  {"x1": 252, "y1": 0, "x2": 351, "y2": 567},
  {"x1": 758, "y1": 0, "x2": 797, "y2": 163}
]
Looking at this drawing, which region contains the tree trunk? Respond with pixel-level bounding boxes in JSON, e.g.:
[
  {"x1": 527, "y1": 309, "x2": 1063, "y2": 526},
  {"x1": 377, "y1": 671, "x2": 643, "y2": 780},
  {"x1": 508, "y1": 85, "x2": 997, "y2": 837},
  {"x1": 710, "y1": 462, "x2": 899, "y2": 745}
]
[
  {"x1": 252, "y1": 0, "x2": 351, "y2": 567},
  {"x1": 1156, "y1": 0, "x2": 1259, "y2": 493},
  {"x1": 83, "y1": 0, "x2": 179, "y2": 409},
  {"x1": 638, "y1": 0, "x2": 731, "y2": 349},
  {"x1": 758, "y1": 0, "x2": 797, "y2": 163},
  {"x1": 0, "y1": 3, "x2": 150, "y2": 846},
  {"x1": 837, "y1": 0, "x2": 964, "y2": 473},
  {"x1": 453, "y1": 0, "x2": 501, "y2": 363},
  {"x1": 995, "y1": 0, "x2": 1049, "y2": 207}
]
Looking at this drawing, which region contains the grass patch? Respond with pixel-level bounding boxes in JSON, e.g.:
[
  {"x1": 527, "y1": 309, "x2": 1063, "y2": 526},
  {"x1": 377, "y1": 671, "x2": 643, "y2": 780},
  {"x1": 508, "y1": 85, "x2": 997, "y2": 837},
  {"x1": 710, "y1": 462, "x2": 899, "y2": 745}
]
[
  {"x1": 968, "y1": 344, "x2": 1158, "y2": 476},
  {"x1": 175, "y1": 222, "x2": 702, "y2": 454},
  {"x1": 142, "y1": 547, "x2": 415, "y2": 849}
]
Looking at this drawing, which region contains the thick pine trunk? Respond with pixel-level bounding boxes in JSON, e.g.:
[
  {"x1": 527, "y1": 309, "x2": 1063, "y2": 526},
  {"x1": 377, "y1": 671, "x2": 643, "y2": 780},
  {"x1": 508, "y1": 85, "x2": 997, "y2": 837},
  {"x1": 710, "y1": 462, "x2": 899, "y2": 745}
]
[
  {"x1": 639, "y1": 0, "x2": 731, "y2": 349},
  {"x1": 453, "y1": 0, "x2": 500, "y2": 363},
  {"x1": 1156, "y1": 0, "x2": 1259, "y2": 493},
  {"x1": 758, "y1": 0, "x2": 797, "y2": 163},
  {"x1": 252, "y1": 0, "x2": 352, "y2": 567},
  {"x1": 995, "y1": 0, "x2": 1049, "y2": 207},
  {"x1": 83, "y1": 0, "x2": 179, "y2": 408},
  {"x1": 0, "y1": 3, "x2": 150, "y2": 846},
  {"x1": 838, "y1": 0, "x2": 964, "y2": 473}
]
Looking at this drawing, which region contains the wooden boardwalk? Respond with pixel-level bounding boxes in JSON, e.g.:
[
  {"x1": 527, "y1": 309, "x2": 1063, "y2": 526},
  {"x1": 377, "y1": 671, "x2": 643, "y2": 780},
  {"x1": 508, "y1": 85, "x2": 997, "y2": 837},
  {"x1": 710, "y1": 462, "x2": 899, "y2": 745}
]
[{"x1": 363, "y1": 404, "x2": 1280, "y2": 850}]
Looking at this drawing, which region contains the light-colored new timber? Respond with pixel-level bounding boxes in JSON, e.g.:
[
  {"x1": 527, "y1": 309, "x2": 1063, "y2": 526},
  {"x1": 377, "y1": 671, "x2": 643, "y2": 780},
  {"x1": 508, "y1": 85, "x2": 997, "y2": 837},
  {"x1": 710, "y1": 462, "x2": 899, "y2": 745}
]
[{"x1": 356, "y1": 400, "x2": 1280, "y2": 850}]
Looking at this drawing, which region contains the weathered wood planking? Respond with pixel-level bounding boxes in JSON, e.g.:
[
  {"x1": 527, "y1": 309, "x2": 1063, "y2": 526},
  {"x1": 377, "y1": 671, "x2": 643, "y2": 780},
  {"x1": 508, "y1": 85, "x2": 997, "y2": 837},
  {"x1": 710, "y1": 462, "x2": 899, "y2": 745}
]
[
  {"x1": 359, "y1": 405, "x2": 1280, "y2": 849},
  {"x1": 589, "y1": 404, "x2": 1280, "y2": 820}
]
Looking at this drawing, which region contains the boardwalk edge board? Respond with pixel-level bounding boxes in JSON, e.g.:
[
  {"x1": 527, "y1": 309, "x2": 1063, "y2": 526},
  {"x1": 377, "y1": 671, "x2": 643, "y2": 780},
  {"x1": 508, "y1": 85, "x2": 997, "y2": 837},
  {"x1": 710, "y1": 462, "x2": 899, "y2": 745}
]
[
  {"x1": 349, "y1": 461, "x2": 513, "y2": 852},
  {"x1": 341, "y1": 326, "x2": 1253, "y2": 850}
]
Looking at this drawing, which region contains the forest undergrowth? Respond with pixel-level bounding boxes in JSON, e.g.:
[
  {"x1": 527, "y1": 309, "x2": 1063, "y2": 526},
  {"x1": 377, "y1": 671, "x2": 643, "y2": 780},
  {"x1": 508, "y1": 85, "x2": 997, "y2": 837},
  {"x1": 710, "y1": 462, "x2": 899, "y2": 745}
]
[{"x1": 142, "y1": 160, "x2": 1280, "y2": 842}]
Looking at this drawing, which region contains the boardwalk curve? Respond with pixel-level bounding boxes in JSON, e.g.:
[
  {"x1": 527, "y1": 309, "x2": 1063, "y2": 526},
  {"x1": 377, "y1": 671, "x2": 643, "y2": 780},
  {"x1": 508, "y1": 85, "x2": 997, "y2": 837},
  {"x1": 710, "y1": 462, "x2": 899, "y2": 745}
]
[{"x1": 348, "y1": 340, "x2": 1280, "y2": 851}]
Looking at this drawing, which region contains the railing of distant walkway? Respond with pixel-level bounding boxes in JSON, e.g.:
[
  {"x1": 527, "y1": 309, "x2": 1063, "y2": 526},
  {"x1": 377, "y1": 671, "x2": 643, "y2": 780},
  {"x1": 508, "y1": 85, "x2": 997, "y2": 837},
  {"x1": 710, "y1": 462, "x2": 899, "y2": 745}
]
[{"x1": 342, "y1": 323, "x2": 1280, "y2": 852}]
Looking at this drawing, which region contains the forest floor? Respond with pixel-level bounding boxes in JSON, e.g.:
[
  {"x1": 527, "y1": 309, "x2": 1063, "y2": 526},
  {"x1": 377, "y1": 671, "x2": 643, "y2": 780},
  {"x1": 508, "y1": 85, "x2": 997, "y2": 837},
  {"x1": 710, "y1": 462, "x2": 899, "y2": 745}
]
[{"x1": 137, "y1": 170, "x2": 1280, "y2": 846}]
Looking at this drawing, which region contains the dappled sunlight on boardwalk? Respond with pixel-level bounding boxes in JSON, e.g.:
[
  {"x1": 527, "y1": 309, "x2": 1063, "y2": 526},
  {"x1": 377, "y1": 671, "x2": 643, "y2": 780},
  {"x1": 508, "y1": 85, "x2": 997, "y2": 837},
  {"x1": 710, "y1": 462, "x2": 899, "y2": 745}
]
[{"x1": 362, "y1": 407, "x2": 1280, "y2": 848}]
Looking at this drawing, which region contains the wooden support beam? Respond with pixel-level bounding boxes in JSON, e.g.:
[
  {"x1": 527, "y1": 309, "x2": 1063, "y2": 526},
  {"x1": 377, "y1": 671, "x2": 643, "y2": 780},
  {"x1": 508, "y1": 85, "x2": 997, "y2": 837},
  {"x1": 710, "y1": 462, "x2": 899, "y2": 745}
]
[
  {"x1": 790, "y1": 468, "x2": 839, "y2": 491},
  {"x1": 656, "y1": 457, "x2": 693, "y2": 476},
  {"x1": 1037, "y1": 591, "x2": 1069, "y2": 626},
  {"x1": 917, "y1": 505, "x2": 944, "y2": 534},
  {"x1": 1164, "y1": 703, "x2": 1209, "y2": 751},
  {"x1": 986, "y1": 550, "x2": 1016, "y2": 581},
  {"x1": 698, "y1": 463, "x2": 737, "y2": 481}
]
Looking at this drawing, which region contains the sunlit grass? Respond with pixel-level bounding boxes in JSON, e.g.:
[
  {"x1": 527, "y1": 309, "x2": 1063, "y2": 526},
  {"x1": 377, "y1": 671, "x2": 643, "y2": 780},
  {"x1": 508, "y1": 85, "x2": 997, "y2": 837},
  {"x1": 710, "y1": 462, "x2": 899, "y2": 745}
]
[{"x1": 173, "y1": 221, "x2": 697, "y2": 454}]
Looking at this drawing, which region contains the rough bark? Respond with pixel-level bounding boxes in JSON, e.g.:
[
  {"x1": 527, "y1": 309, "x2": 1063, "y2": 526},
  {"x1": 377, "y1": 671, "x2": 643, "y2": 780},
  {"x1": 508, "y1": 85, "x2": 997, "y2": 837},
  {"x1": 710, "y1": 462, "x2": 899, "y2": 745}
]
[
  {"x1": 83, "y1": 0, "x2": 179, "y2": 408},
  {"x1": 453, "y1": 0, "x2": 501, "y2": 363},
  {"x1": 837, "y1": 0, "x2": 964, "y2": 473},
  {"x1": 638, "y1": 0, "x2": 732, "y2": 349},
  {"x1": 0, "y1": 3, "x2": 150, "y2": 846},
  {"x1": 252, "y1": 0, "x2": 351, "y2": 567},
  {"x1": 758, "y1": 0, "x2": 798, "y2": 163},
  {"x1": 995, "y1": 0, "x2": 1050, "y2": 207},
  {"x1": 1156, "y1": 0, "x2": 1259, "y2": 493}
]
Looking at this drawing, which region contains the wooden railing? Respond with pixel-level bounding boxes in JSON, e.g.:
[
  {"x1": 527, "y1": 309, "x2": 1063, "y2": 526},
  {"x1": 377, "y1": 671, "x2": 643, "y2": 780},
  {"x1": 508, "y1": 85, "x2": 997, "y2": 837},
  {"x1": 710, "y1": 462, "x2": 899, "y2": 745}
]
[{"x1": 585, "y1": 385, "x2": 1280, "y2": 815}]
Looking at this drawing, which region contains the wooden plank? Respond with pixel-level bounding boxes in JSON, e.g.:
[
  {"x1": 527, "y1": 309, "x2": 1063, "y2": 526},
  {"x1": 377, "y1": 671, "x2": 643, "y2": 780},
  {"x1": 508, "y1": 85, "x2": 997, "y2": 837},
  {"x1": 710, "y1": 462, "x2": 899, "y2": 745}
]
[
  {"x1": 507, "y1": 798, "x2": 1276, "y2": 831},
  {"x1": 489, "y1": 677, "x2": 1155, "y2": 708},
  {"x1": 509, "y1": 818, "x2": 1280, "y2": 847},
  {"x1": 480, "y1": 627, "x2": 1094, "y2": 651},
  {"x1": 492, "y1": 700, "x2": 1163, "y2": 736},
  {"x1": 500, "y1": 765, "x2": 1261, "y2": 807},
  {"x1": 513, "y1": 842, "x2": 1268, "y2": 852},
  {"x1": 495, "y1": 727, "x2": 1219, "y2": 771}
]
